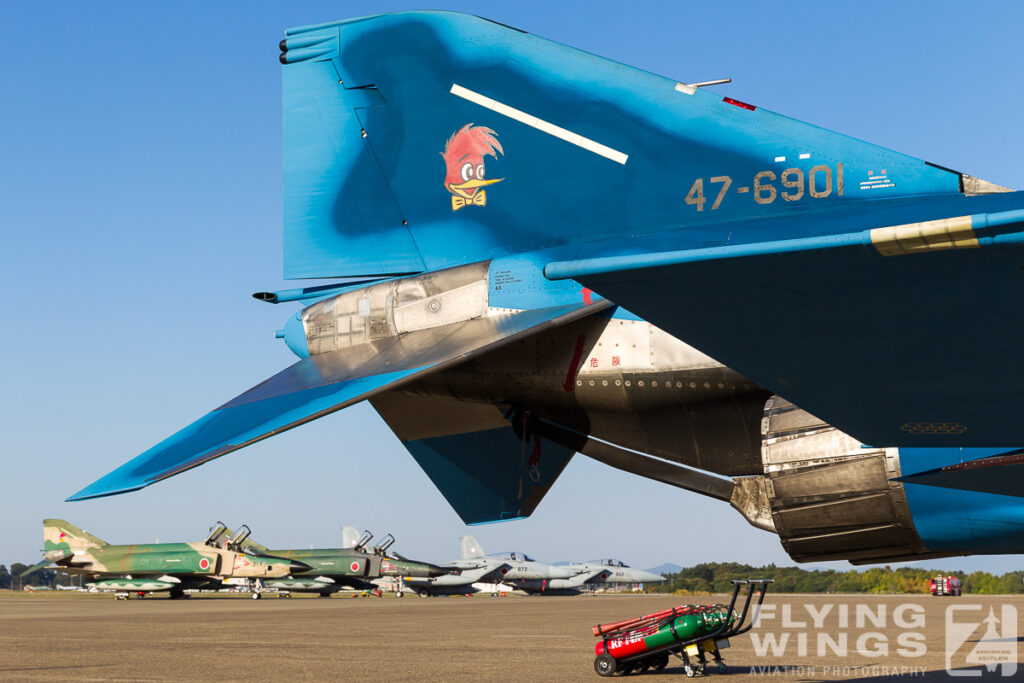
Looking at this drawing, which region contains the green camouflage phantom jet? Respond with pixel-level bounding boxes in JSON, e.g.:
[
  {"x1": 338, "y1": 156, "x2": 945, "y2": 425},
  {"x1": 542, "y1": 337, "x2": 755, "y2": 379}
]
[
  {"x1": 236, "y1": 527, "x2": 450, "y2": 597},
  {"x1": 23, "y1": 519, "x2": 308, "y2": 599}
]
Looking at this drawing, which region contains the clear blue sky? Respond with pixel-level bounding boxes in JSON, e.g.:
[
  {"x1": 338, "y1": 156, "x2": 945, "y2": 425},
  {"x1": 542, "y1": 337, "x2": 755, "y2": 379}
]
[{"x1": 3, "y1": 1, "x2": 1023, "y2": 574}]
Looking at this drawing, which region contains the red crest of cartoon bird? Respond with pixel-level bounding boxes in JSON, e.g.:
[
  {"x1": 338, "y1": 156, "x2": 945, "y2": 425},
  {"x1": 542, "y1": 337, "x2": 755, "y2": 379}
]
[{"x1": 441, "y1": 124, "x2": 503, "y2": 211}]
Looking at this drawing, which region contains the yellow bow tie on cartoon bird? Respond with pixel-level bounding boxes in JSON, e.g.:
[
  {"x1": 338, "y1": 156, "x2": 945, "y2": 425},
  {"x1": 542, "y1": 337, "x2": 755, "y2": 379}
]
[{"x1": 451, "y1": 191, "x2": 487, "y2": 211}]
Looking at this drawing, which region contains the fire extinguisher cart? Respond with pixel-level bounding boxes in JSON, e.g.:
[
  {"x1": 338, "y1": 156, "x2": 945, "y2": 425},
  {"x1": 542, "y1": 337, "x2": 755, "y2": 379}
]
[{"x1": 592, "y1": 579, "x2": 772, "y2": 677}]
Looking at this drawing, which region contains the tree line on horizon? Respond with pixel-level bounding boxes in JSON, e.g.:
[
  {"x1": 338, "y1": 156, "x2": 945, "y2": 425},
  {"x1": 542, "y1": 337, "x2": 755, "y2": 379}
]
[{"x1": 649, "y1": 562, "x2": 1024, "y2": 595}]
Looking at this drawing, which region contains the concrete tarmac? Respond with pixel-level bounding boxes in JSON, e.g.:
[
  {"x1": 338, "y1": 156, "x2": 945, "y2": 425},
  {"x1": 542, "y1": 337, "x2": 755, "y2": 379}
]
[{"x1": 1, "y1": 591, "x2": 1020, "y2": 681}]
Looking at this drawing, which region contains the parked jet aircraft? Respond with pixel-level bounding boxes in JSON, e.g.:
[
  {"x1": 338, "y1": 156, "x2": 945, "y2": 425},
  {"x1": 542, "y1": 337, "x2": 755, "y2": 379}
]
[
  {"x1": 405, "y1": 535, "x2": 575, "y2": 596},
  {"x1": 24, "y1": 520, "x2": 307, "y2": 599},
  {"x1": 236, "y1": 527, "x2": 449, "y2": 597},
  {"x1": 563, "y1": 559, "x2": 666, "y2": 587},
  {"x1": 70, "y1": 11, "x2": 1024, "y2": 566}
]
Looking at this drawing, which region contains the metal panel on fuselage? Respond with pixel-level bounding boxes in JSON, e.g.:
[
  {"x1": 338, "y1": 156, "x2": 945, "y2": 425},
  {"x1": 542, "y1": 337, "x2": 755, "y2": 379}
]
[{"x1": 402, "y1": 310, "x2": 769, "y2": 476}]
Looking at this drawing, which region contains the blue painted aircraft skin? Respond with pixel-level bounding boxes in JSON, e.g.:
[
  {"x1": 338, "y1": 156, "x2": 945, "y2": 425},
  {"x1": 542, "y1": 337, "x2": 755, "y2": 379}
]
[{"x1": 71, "y1": 11, "x2": 1024, "y2": 566}]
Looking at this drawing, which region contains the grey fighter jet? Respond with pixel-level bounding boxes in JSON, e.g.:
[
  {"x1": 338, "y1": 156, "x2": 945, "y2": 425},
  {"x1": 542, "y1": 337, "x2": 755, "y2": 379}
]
[
  {"x1": 564, "y1": 559, "x2": 666, "y2": 587},
  {"x1": 404, "y1": 535, "x2": 575, "y2": 597}
]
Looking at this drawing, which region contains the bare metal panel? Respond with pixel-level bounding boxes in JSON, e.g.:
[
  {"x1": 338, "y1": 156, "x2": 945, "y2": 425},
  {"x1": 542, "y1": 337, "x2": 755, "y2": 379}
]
[
  {"x1": 773, "y1": 492, "x2": 898, "y2": 531},
  {"x1": 403, "y1": 313, "x2": 769, "y2": 476},
  {"x1": 730, "y1": 477, "x2": 775, "y2": 532},
  {"x1": 961, "y1": 174, "x2": 1012, "y2": 195},
  {"x1": 303, "y1": 262, "x2": 490, "y2": 354},
  {"x1": 730, "y1": 398, "x2": 932, "y2": 564},
  {"x1": 784, "y1": 525, "x2": 918, "y2": 563},
  {"x1": 393, "y1": 280, "x2": 488, "y2": 334},
  {"x1": 769, "y1": 457, "x2": 890, "y2": 504}
]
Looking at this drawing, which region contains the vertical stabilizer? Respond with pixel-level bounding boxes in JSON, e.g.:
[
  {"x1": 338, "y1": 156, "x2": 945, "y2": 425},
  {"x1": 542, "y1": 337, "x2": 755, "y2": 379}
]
[
  {"x1": 460, "y1": 535, "x2": 485, "y2": 559},
  {"x1": 341, "y1": 526, "x2": 361, "y2": 549},
  {"x1": 280, "y1": 11, "x2": 964, "y2": 280},
  {"x1": 43, "y1": 519, "x2": 108, "y2": 550}
]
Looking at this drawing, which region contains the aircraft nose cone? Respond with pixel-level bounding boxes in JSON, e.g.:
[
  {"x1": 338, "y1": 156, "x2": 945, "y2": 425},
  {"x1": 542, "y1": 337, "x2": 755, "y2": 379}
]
[{"x1": 641, "y1": 571, "x2": 665, "y2": 583}]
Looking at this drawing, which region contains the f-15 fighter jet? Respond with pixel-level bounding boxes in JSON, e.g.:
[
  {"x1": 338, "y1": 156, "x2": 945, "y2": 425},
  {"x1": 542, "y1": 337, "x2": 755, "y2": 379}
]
[
  {"x1": 563, "y1": 559, "x2": 666, "y2": 588},
  {"x1": 404, "y1": 535, "x2": 575, "y2": 597}
]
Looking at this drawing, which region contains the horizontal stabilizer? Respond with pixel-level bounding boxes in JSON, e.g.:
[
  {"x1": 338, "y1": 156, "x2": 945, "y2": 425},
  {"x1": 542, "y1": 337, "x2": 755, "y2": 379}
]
[
  {"x1": 20, "y1": 556, "x2": 68, "y2": 577},
  {"x1": 69, "y1": 301, "x2": 604, "y2": 501}
]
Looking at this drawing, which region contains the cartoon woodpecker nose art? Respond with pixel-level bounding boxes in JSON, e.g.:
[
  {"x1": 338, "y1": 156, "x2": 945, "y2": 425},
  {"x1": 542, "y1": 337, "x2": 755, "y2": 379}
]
[{"x1": 442, "y1": 124, "x2": 503, "y2": 211}]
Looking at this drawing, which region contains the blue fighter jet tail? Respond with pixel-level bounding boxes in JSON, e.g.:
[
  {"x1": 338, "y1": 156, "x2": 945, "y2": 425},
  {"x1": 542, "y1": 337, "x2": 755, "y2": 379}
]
[
  {"x1": 73, "y1": 10, "x2": 1024, "y2": 528},
  {"x1": 279, "y1": 11, "x2": 991, "y2": 281},
  {"x1": 275, "y1": 10, "x2": 1024, "y2": 448}
]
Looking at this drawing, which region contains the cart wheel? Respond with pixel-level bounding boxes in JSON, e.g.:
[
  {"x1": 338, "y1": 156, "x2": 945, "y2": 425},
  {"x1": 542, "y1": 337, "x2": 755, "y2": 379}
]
[
  {"x1": 652, "y1": 654, "x2": 669, "y2": 671},
  {"x1": 716, "y1": 661, "x2": 727, "y2": 673},
  {"x1": 684, "y1": 664, "x2": 696, "y2": 678},
  {"x1": 594, "y1": 654, "x2": 618, "y2": 677}
]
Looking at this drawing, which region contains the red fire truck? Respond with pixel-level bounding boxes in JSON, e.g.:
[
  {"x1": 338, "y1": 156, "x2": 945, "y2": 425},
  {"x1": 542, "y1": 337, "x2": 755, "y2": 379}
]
[{"x1": 929, "y1": 576, "x2": 962, "y2": 596}]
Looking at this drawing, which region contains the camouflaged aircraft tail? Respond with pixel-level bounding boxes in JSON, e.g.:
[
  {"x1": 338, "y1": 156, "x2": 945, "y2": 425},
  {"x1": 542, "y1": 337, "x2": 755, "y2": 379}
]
[{"x1": 43, "y1": 518, "x2": 108, "y2": 549}]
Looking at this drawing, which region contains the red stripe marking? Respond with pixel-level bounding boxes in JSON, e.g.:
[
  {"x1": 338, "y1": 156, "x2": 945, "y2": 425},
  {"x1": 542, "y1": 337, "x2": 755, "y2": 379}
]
[
  {"x1": 723, "y1": 96, "x2": 756, "y2": 111},
  {"x1": 562, "y1": 335, "x2": 586, "y2": 392}
]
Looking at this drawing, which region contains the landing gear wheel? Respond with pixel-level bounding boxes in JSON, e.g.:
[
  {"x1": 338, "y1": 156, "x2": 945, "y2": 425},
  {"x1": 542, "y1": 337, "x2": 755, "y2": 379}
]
[
  {"x1": 252, "y1": 592, "x2": 261, "y2": 600},
  {"x1": 491, "y1": 592, "x2": 498, "y2": 597},
  {"x1": 318, "y1": 592, "x2": 331, "y2": 598},
  {"x1": 684, "y1": 664, "x2": 696, "y2": 678},
  {"x1": 594, "y1": 653, "x2": 618, "y2": 677},
  {"x1": 396, "y1": 591, "x2": 403, "y2": 598},
  {"x1": 651, "y1": 654, "x2": 669, "y2": 671},
  {"x1": 418, "y1": 589, "x2": 429, "y2": 598}
]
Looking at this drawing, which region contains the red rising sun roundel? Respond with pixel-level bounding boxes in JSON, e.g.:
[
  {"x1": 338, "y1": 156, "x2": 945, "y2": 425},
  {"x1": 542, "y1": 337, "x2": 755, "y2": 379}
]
[
  {"x1": 199, "y1": 557, "x2": 210, "y2": 570},
  {"x1": 442, "y1": 124, "x2": 503, "y2": 211},
  {"x1": 350, "y1": 561, "x2": 360, "y2": 572}
]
